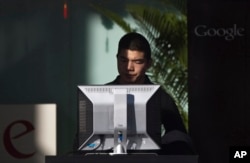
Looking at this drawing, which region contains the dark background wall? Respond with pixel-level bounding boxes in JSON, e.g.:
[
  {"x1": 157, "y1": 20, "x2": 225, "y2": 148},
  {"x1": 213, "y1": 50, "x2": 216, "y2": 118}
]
[
  {"x1": 0, "y1": 0, "x2": 91, "y2": 154},
  {"x1": 188, "y1": 0, "x2": 250, "y2": 163}
]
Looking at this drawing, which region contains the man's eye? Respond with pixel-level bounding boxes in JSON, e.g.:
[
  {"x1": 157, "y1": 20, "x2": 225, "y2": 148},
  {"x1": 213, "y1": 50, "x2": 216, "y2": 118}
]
[{"x1": 134, "y1": 60, "x2": 144, "y2": 64}]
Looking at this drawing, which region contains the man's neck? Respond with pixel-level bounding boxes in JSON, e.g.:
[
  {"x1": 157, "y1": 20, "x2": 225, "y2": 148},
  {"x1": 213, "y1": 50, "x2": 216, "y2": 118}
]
[{"x1": 118, "y1": 76, "x2": 146, "y2": 85}]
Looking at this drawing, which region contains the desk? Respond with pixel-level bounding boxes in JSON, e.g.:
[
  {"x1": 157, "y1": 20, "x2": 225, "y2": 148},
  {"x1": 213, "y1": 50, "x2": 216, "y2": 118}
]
[{"x1": 46, "y1": 154, "x2": 199, "y2": 163}]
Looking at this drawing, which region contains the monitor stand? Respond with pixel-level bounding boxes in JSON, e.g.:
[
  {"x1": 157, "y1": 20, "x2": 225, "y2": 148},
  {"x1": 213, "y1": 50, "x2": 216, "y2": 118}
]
[{"x1": 111, "y1": 89, "x2": 128, "y2": 155}]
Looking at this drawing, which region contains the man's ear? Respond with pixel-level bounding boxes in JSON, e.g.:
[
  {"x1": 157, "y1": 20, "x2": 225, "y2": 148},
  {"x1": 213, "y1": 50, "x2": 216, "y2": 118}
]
[{"x1": 146, "y1": 59, "x2": 152, "y2": 69}]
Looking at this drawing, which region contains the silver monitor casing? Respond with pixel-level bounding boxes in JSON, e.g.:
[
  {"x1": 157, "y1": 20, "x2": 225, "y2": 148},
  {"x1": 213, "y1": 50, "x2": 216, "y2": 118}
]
[{"x1": 77, "y1": 85, "x2": 161, "y2": 153}]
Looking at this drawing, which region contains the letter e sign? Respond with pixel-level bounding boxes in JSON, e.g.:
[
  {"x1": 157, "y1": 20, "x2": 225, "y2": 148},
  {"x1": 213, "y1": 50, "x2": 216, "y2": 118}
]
[{"x1": 3, "y1": 120, "x2": 36, "y2": 159}]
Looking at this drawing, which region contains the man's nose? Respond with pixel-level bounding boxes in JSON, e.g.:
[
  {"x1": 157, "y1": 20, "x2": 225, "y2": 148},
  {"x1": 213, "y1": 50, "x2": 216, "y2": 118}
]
[{"x1": 127, "y1": 61, "x2": 134, "y2": 70}]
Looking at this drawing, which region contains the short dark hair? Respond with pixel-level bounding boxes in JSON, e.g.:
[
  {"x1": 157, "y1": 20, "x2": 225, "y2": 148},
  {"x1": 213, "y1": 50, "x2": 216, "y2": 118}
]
[{"x1": 117, "y1": 32, "x2": 151, "y2": 60}]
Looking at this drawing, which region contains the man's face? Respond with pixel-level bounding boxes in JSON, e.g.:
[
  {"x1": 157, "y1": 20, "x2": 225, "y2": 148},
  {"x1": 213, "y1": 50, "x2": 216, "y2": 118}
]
[{"x1": 117, "y1": 49, "x2": 151, "y2": 84}]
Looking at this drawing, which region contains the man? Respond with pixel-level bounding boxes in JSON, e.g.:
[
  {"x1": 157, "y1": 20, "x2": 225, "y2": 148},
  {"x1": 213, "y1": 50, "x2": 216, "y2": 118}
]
[
  {"x1": 107, "y1": 32, "x2": 195, "y2": 154},
  {"x1": 107, "y1": 32, "x2": 152, "y2": 85}
]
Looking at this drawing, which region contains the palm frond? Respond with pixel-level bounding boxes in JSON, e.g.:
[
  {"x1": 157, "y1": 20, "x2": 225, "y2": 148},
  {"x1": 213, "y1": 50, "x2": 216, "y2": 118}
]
[
  {"x1": 160, "y1": 0, "x2": 187, "y2": 15},
  {"x1": 90, "y1": 4, "x2": 133, "y2": 32},
  {"x1": 124, "y1": 4, "x2": 188, "y2": 129}
]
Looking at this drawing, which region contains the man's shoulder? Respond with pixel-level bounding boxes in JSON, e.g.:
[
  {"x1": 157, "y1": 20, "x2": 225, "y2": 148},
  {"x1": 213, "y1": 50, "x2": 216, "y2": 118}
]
[{"x1": 105, "y1": 80, "x2": 118, "y2": 85}]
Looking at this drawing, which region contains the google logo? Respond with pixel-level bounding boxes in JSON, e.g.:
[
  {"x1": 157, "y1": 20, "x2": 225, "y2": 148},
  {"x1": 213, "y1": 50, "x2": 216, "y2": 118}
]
[{"x1": 194, "y1": 24, "x2": 245, "y2": 41}]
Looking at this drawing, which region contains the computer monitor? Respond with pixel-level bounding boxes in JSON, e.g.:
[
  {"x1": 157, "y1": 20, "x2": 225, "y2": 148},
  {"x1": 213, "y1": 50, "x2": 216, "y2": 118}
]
[{"x1": 77, "y1": 85, "x2": 162, "y2": 154}]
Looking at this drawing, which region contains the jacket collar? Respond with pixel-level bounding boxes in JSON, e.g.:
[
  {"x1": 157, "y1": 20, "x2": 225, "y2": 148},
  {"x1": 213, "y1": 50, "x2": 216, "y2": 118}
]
[{"x1": 107, "y1": 75, "x2": 153, "y2": 85}]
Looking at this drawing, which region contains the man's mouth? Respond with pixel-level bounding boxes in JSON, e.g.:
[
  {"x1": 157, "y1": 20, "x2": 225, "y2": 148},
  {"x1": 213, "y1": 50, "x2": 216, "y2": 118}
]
[{"x1": 125, "y1": 74, "x2": 136, "y2": 78}]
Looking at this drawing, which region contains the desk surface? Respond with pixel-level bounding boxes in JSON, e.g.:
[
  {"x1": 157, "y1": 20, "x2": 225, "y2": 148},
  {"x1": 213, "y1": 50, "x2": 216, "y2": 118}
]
[{"x1": 46, "y1": 154, "x2": 199, "y2": 163}]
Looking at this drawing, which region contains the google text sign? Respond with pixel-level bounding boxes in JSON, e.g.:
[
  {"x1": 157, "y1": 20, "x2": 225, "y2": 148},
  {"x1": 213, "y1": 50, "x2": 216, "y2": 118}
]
[
  {"x1": 0, "y1": 104, "x2": 56, "y2": 163},
  {"x1": 194, "y1": 24, "x2": 245, "y2": 41}
]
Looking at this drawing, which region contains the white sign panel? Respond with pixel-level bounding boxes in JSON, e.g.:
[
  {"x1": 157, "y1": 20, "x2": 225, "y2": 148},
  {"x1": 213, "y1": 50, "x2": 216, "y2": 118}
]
[{"x1": 0, "y1": 104, "x2": 57, "y2": 163}]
